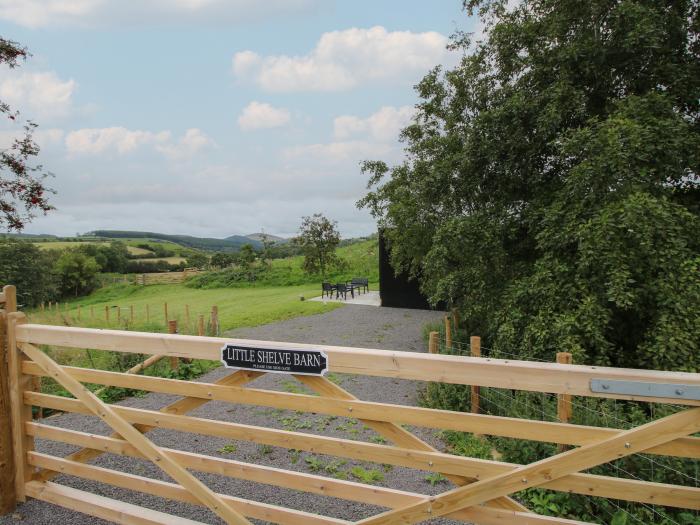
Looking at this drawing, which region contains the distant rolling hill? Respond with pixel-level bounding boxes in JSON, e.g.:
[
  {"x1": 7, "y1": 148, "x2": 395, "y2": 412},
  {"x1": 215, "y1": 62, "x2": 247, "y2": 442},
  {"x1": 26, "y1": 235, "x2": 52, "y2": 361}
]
[
  {"x1": 89, "y1": 230, "x2": 261, "y2": 252},
  {"x1": 242, "y1": 233, "x2": 288, "y2": 243}
]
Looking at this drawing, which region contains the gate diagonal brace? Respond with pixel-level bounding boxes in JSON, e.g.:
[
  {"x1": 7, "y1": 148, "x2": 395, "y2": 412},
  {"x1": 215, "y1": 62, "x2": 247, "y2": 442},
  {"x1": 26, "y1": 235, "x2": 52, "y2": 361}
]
[
  {"x1": 295, "y1": 374, "x2": 532, "y2": 515},
  {"x1": 355, "y1": 406, "x2": 700, "y2": 525},
  {"x1": 37, "y1": 368, "x2": 265, "y2": 482},
  {"x1": 19, "y1": 342, "x2": 252, "y2": 525}
]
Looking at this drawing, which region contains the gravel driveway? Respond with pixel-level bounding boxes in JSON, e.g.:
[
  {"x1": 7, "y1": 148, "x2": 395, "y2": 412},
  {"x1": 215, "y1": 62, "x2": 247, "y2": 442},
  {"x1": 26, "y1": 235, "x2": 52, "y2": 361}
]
[{"x1": 1, "y1": 304, "x2": 470, "y2": 525}]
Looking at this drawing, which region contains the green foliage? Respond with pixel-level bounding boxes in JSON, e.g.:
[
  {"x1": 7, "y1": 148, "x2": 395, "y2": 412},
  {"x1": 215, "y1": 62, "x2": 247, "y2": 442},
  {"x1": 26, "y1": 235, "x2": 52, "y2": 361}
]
[
  {"x1": 294, "y1": 213, "x2": 342, "y2": 277},
  {"x1": 185, "y1": 239, "x2": 378, "y2": 289},
  {"x1": 0, "y1": 239, "x2": 59, "y2": 306},
  {"x1": 218, "y1": 444, "x2": 237, "y2": 454},
  {"x1": 359, "y1": 0, "x2": 700, "y2": 371},
  {"x1": 349, "y1": 466, "x2": 384, "y2": 485},
  {"x1": 54, "y1": 249, "x2": 100, "y2": 297}
]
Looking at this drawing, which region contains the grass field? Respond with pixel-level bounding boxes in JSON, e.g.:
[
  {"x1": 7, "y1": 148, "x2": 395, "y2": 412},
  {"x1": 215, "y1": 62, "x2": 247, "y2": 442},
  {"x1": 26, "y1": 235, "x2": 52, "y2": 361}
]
[
  {"x1": 34, "y1": 240, "x2": 154, "y2": 256},
  {"x1": 138, "y1": 256, "x2": 187, "y2": 264},
  {"x1": 29, "y1": 282, "x2": 343, "y2": 334}
]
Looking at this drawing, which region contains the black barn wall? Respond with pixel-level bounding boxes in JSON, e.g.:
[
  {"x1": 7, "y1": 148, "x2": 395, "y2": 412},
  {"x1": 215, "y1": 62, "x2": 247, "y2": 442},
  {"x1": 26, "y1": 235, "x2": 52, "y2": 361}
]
[{"x1": 378, "y1": 231, "x2": 436, "y2": 310}]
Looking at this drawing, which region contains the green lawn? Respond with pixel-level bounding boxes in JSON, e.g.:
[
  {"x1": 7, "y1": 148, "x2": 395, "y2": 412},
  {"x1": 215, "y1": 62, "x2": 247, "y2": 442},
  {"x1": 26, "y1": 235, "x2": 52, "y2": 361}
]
[{"x1": 29, "y1": 282, "x2": 343, "y2": 335}]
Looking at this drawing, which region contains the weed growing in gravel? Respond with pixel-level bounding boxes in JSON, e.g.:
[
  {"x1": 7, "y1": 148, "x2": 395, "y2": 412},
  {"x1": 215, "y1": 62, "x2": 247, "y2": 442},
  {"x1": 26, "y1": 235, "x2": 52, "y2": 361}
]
[
  {"x1": 218, "y1": 444, "x2": 237, "y2": 454},
  {"x1": 304, "y1": 456, "x2": 324, "y2": 472},
  {"x1": 289, "y1": 449, "x2": 301, "y2": 464},
  {"x1": 424, "y1": 472, "x2": 447, "y2": 486},
  {"x1": 258, "y1": 444, "x2": 273, "y2": 455},
  {"x1": 350, "y1": 466, "x2": 384, "y2": 485}
]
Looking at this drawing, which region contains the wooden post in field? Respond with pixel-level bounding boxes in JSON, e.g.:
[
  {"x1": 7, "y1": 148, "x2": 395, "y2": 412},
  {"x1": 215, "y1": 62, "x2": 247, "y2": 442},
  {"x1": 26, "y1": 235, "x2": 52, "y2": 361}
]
[
  {"x1": 168, "y1": 320, "x2": 179, "y2": 371},
  {"x1": 77, "y1": 305, "x2": 81, "y2": 321},
  {"x1": 116, "y1": 307, "x2": 121, "y2": 322},
  {"x1": 0, "y1": 285, "x2": 17, "y2": 514},
  {"x1": 130, "y1": 305, "x2": 134, "y2": 322},
  {"x1": 210, "y1": 305, "x2": 219, "y2": 336},
  {"x1": 198, "y1": 314, "x2": 205, "y2": 336},
  {"x1": 104, "y1": 305, "x2": 109, "y2": 322},
  {"x1": 470, "y1": 336, "x2": 481, "y2": 415},
  {"x1": 163, "y1": 302, "x2": 168, "y2": 327},
  {"x1": 428, "y1": 331, "x2": 438, "y2": 354},
  {"x1": 40, "y1": 302, "x2": 44, "y2": 311},
  {"x1": 185, "y1": 304, "x2": 190, "y2": 331},
  {"x1": 146, "y1": 304, "x2": 150, "y2": 322},
  {"x1": 444, "y1": 316, "x2": 452, "y2": 351},
  {"x1": 557, "y1": 352, "x2": 573, "y2": 452}
]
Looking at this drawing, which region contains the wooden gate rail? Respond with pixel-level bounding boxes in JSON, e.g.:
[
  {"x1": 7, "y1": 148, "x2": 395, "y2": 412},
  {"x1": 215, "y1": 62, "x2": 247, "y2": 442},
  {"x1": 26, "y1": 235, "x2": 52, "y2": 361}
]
[
  {"x1": 1, "y1": 315, "x2": 698, "y2": 525},
  {"x1": 16, "y1": 324, "x2": 700, "y2": 405},
  {"x1": 22, "y1": 422, "x2": 581, "y2": 525},
  {"x1": 21, "y1": 361, "x2": 700, "y2": 459},
  {"x1": 23, "y1": 392, "x2": 700, "y2": 510},
  {"x1": 25, "y1": 481, "x2": 205, "y2": 525}
]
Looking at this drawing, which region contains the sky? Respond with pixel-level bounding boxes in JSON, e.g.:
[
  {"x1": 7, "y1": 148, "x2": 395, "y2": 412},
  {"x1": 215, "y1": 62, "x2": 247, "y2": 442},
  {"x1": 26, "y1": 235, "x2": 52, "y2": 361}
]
[{"x1": 0, "y1": 0, "x2": 476, "y2": 239}]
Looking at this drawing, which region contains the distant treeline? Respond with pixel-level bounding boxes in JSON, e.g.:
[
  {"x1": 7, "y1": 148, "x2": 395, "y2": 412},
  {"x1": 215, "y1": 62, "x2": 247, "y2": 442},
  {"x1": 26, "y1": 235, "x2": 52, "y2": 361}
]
[{"x1": 89, "y1": 230, "x2": 261, "y2": 252}]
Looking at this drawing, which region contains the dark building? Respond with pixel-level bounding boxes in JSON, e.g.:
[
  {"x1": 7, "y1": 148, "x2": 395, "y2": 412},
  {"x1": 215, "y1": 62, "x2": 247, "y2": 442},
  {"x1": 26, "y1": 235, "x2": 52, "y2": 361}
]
[{"x1": 378, "y1": 231, "x2": 438, "y2": 310}]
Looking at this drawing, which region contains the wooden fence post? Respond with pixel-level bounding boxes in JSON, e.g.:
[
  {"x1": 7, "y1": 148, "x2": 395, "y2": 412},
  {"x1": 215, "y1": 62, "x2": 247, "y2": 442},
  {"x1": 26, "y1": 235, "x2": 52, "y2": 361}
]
[
  {"x1": 116, "y1": 307, "x2": 121, "y2": 322},
  {"x1": 90, "y1": 305, "x2": 94, "y2": 319},
  {"x1": 470, "y1": 336, "x2": 481, "y2": 415},
  {"x1": 163, "y1": 302, "x2": 168, "y2": 326},
  {"x1": 146, "y1": 304, "x2": 150, "y2": 322},
  {"x1": 104, "y1": 305, "x2": 109, "y2": 322},
  {"x1": 6, "y1": 311, "x2": 34, "y2": 503},
  {"x1": 210, "y1": 306, "x2": 219, "y2": 336},
  {"x1": 557, "y1": 352, "x2": 573, "y2": 451},
  {"x1": 452, "y1": 308, "x2": 460, "y2": 331},
  {"x1": 185, "y1": 304, "x2": 190, "y2": 331},
  {"x1": 40, "y1": 302, "x2": 44, "y2": 311},
  {"x1": 444, "y1": 316, "x2": 452, "y2": 351},
  {"x1": 428, "y1": 331, "x2": 439, "y2": 354},
  {"x1": 0, "y1": 286, "x2": 17, "y2": 514},
  {"x1": 77, "y1": 305, "x2": 81, "y2": 321},
  {"x1": 168, "y1": 320, "x2": 179, "y2": 371},
  {"x1": 198, "y1": 314, "x2": 204, "y2": 337},
  {"x1": 130, "y1": 305, "x2": 134, "y2": 322}
]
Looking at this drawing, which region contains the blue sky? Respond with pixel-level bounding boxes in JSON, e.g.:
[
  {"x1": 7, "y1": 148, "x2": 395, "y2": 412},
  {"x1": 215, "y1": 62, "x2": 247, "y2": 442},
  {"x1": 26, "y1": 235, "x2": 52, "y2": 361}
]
[{"x1": 0, "y1": 1, "x2": 476, "y2": 238}]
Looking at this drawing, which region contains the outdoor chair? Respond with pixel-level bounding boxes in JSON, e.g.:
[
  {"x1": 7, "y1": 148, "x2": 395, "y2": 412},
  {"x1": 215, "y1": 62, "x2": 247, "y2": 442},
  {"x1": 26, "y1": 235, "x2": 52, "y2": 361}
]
[
  {"x1": 335, "y1": 283, "x2": 353, "y2": 300},
  {"x1": 321, "y1": 282, "x2": 336, "y2": 298}
]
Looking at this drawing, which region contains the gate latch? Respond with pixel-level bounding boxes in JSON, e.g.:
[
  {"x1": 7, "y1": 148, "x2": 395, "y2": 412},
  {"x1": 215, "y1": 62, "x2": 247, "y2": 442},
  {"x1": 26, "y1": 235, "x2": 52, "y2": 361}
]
[{"x1": 590, "y1": 379, "x2": 700, "y2": 401}]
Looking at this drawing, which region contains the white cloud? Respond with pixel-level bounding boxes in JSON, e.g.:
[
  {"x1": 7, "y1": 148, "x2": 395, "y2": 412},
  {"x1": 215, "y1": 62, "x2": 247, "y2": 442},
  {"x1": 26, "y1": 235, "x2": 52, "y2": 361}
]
[
  {"x1": 237, "y1": 101, "x2": 291, "y2": 130},
  {"x1": 233, "y1": 26, "x2": 450, "y2": 92},
  {"x1": 334, "y1": 105, "x2": 415, "y2": 142},
  {"x1": 65, "y1": 126, "x2": 212, "y2": 159},
  {"x1": 283, "y1": 140, "x2": 392, "y2": 165},
  {"x1": 0, "y1": 0, "x2": 320, "y2": 28},
  {"x1": 0, "y1": 71, "x2": 76, "y2": 119},
  {"x1": 65, "y1": 127, "x2": 170, "y2": 156},
  {"x1": 156, "y1": 128, "x2": 214, "y2": 159}
]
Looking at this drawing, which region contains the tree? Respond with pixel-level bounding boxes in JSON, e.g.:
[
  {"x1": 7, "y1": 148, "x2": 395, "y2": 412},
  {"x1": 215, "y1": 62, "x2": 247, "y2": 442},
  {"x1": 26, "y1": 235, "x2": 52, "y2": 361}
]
[
  {"x1": 237, "y1": 243, "x2": 257, "y2": 268},
  {"x1": 295, "y1": 214, "x2": 341, "y2": 276},
  {"x1": 0, "y1": 38, "x2": 53, "y2": 230},
  {"x1": 0, "y1": 239, "x2": 58, "y2": 306},
  {"x1": 210, "y1": 252, "x2": 235, "y2": 269},
  {"x1": 185, "y1": 252, "x2": 209, "y2": 269},
  {"x1": 55, "y1": 250, "x2": 99, "y2": 297},
  {"x1": 359, "y1": 0, "x2": 699, "y2": 371},
  {"x1": 260, "y1": 233, "x2": 275, "y2": 268}
]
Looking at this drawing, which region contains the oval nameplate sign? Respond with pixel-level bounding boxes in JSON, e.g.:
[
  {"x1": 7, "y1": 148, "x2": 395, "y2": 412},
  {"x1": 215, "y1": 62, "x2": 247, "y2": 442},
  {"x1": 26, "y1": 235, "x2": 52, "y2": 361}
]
[{"x1": 220, "y1": 344, "x2": 329, "y2": 376}]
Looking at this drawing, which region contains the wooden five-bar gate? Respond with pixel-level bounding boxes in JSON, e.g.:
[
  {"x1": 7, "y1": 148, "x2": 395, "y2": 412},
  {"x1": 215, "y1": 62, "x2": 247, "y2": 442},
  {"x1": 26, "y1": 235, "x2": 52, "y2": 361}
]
[{"x1": 1, "y1": 284, "x2": 699, "y2": 525}]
